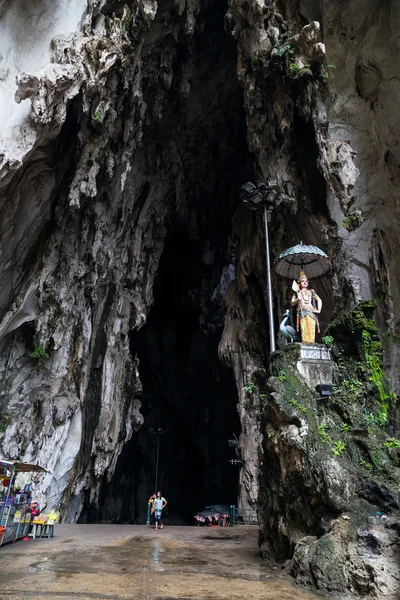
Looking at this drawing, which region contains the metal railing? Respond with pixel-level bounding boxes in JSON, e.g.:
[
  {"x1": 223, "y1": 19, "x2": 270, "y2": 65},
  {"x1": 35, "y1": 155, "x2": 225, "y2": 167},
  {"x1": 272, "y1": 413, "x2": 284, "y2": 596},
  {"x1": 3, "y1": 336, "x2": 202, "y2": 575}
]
[{"x1": 230, "y1": 505, "x2": 258, "y2": 526}]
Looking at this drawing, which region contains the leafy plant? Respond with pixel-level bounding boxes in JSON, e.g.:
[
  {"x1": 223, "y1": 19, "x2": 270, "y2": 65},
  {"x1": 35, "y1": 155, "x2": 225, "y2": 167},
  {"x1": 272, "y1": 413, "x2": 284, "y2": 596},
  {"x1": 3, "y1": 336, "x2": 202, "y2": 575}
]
[
  {"x1": 360, "y1": 458, "x2": 373, "y2": 470},
  {"x1": 341, "y1": 423, "x2": 352, "y2": 433},
  {"x1": 243, "y1": 380, "x2": 257, "y2": 393},
  {"x1": 332, "y1": 441, "x2": 346, "y2": 456},
  {"x1": 31, "y1": 342, "x2": 49, "y2": 362},
  {"x1": 92, "y1": 108, "x2": 104, "y2": 126},
  {"x1": 320, "y1": 64, "x2": 336, "y2": 80},
  {"x1": 31, "y1": 338, "x2": 50, "y2": 372},
  {"x1": 363, "y1": 410, "x2": 378, "y2": 433},
  {"x1": 342, "y1": 210, "x2": 363, "y2": 232},
  {"x1": 289, "y1": 398, "x2": 307, "y2": 413},
  {"x1": 384, "y1": 438, "x2": 400, "y2": 450},
  {"x1": 362, "y1": 330, "x2": 396, "y2": 427},
  {"x1": 278, "y1": 371, "x2": 287, "y2": 382},
  {"x1": 318, "y1": 424, "x2": 332, "y2": 443},
  {"x1": 321, "y1": 335, "x2": 334, "y2": 347},
  {"x1": 267, "y1": 429, "x2": 275, "y2": 439},
  {"x1": 276, "y1": 40, "x2": 294, "y2": 57},
  {"x1": 342, "y1": 378, "x2": 363, "y2": 401},
  {"x1": 298, "y1": 67, "x2": 313, "y2": 78},
  {"x1": 289, "y1": 63, "x2": 300, "y2": 75}
]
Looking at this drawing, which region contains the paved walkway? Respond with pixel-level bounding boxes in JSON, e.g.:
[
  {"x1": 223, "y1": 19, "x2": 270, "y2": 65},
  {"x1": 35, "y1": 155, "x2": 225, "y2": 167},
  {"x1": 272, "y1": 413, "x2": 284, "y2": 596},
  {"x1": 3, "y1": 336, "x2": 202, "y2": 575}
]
[{"x1": 0, "y1": 525, "x2": 328, "y2": 599}]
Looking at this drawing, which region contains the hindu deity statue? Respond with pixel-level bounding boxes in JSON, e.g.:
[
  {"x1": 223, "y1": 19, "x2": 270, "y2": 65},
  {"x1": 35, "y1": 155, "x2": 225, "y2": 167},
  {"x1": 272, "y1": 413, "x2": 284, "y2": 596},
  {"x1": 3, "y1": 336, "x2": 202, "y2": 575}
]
[{"x1": 290, "y1": 270, "x2": 322, "y2": 344}]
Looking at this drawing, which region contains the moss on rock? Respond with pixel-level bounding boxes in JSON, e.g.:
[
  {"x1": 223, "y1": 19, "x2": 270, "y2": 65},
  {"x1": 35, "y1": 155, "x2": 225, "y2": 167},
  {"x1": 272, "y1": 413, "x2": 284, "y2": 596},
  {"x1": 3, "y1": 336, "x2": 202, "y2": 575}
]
[{"x1": 259, "y1": 302, "x2": 400, "y2": 594}]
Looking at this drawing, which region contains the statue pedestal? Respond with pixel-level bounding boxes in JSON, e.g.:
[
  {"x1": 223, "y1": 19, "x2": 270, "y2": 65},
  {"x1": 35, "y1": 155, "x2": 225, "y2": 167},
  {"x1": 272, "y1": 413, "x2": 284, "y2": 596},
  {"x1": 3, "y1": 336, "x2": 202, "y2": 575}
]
[{"x1": 296, "y1": 343, "x2": 337, "y2": 388}]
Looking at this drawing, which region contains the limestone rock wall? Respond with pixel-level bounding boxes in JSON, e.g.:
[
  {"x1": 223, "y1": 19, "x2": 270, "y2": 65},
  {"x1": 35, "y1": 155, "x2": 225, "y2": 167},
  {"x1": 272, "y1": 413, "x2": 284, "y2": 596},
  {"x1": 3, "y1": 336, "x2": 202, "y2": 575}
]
[
  {"x1": 218, "y1": 0, "x2": 400, "y2": 515},
  {"x1": 0, "y1": 0, "x2": 400, "y2": 596},
  {"x1": 0, "y1": 0, "x2": 205, "y2": 518},
  {"x1": 0, "y1": 0, "x2": 250, "y2": 520}
]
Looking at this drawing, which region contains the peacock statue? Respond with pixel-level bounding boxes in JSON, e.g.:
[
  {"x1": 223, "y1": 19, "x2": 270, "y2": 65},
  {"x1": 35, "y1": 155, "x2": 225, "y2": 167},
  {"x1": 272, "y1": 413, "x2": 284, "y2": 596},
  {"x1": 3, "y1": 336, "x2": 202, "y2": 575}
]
[{"x1": 280, "y1": 308, "x2": 297, "y2": 343}]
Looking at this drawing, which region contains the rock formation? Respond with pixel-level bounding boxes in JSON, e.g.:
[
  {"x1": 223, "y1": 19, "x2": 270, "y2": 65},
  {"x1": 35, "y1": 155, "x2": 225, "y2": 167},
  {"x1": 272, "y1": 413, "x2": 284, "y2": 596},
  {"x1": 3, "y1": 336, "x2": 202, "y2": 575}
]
[{"x1": 0, "y1": 0, "x2": 399, "y2": 597}]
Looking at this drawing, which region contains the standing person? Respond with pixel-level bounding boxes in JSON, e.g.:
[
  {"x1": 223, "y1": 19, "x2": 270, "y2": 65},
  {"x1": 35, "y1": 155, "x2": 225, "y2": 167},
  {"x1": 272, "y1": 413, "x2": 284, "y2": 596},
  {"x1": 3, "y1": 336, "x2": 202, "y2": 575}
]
[
  {"x1": 153, "y1": 491, "x2": 167, "y2": 530},
  {"x1": 148, "y1": 494, "x2": 156, "y2": 525}
]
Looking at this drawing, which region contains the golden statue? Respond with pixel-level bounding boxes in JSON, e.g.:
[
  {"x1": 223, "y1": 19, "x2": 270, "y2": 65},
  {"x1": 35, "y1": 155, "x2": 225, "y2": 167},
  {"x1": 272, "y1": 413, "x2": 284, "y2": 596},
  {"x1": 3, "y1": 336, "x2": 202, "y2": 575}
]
[{"x1": 290, "y1": 270, "x2": 322, "y2": 344}]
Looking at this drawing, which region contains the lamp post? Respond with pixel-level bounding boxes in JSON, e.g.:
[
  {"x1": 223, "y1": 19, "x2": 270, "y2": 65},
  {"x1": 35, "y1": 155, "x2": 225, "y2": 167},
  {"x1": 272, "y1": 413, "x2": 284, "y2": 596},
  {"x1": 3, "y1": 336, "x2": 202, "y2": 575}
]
[
  {"x1": 240, "y1": 181, "x2": 281, "y2": 353},
  {"x1": 153, "y1": 426, "x2": 166, "y2": 494}
]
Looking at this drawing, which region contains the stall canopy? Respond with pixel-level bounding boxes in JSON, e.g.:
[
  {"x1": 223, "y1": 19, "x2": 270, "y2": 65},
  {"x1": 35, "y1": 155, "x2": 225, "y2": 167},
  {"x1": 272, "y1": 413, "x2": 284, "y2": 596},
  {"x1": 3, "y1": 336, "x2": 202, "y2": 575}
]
[{"x1": 0, "y1": 459, "x2": 49, "y2": 475}]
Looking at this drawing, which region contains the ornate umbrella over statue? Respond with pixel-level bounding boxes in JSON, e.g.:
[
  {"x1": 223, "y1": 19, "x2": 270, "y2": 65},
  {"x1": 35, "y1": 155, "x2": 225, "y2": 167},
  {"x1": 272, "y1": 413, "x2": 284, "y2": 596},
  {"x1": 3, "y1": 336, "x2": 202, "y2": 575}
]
[
  {"x1": 274, "y1": 241, "x2": 331, "y2": 280},
  {"x1": 274, "y1": 241, "x2": 331, "y2": 344}
]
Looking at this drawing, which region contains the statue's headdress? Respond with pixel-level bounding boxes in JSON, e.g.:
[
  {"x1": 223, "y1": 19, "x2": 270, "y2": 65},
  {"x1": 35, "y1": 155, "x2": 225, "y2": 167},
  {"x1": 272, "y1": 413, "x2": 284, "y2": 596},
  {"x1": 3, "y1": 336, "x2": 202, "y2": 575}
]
[{"x1": 297, "y1": 270, "x2": 309, "y2": 283}]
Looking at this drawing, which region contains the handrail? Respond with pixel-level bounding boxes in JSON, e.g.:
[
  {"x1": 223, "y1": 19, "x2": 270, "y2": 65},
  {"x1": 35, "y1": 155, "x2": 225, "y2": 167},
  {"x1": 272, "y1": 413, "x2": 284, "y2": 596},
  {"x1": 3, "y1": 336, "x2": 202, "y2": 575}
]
[{"x1": 230, "y1": 505, "x2": 258, "y2": 526}]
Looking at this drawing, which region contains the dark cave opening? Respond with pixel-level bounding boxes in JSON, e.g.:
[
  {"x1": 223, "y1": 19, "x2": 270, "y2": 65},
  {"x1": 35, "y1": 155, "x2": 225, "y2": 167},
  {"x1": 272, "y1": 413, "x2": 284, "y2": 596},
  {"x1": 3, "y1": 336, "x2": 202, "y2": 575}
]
[
  {"x1": 128, "y1": 231, "x2": 241, "y2": 524},
  {"x1": 78, "y1": 0, "x2": 254, "y2": 525},
  {"x1": 292, "y1": 108, "x2": 329, "y2": 218},
  {"x1": 82, "y1": 230, "x2": 241, "y2": 525}
]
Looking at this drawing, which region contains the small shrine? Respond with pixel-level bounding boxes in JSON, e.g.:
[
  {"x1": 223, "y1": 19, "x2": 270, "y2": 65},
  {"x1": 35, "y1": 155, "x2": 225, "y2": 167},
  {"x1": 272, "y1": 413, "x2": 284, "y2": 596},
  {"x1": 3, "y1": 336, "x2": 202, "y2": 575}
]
[
  {"x1": 239, "y1": 182, "x2": 336, "y2": 389},
  {"x1": 274, "y1": 242, "x2": 335, "y2": 388},
  {"x1": 296, "y1": 343, "x2": 337, "y2": 388}
]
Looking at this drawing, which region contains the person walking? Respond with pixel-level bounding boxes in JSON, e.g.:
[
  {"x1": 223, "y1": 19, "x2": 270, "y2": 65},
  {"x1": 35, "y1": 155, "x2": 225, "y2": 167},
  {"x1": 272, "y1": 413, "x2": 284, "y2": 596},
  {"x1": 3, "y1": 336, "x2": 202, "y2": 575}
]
[{"x1": 152, "y1": 491, "x2": 167, "y2": 530}]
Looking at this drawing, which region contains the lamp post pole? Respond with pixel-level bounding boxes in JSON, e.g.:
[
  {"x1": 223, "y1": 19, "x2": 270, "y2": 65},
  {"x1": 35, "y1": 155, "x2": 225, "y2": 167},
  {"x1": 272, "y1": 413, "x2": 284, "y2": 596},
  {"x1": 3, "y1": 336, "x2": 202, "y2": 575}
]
[
  {"x1": 154, "y1": 427, "x2": 166, "y2": 494},
  {"x1": 240, "y1": 181, "x2": 280, "y2": 354},
  {"x1": 155, "y1": 434, "x2": 161, "y2": 493},
  {"x1": 263, "y1": 204, "x2": 275, "y2": 353}
]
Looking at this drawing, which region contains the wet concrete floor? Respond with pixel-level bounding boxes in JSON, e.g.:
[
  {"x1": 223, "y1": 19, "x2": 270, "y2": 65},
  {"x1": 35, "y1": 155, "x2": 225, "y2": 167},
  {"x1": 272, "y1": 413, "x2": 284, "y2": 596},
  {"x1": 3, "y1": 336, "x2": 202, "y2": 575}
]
[{"x1": 0, "y1": 525, "x2": 329, "y2": 600}]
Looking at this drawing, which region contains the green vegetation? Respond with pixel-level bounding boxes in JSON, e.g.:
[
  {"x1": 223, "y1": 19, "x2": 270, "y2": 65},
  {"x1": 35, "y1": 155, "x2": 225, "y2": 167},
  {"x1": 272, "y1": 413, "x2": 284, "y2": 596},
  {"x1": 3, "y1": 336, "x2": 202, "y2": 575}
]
[
  {"x1": 31, "y1": 342, "x2": 49, "y2": 362},
  {"x1": 363, "y1": 411, "x2": 379, "y2": 432},
  {"x1": 342, "y1": 210, "x2": 363, "y2": 232},
  {"x1": 289, "y1": 398, "x2": 307, "y2": 413},
  {"x1": 278, "y1": 371, "x2": 287, "y2": 382},
  {"x1": 362, "y1": 329, "x2": 395, "y2": 426},
  {"x1": 251, "y1": 52, "x2": 269, "y2": 68},
  {"x1": 289, "y1": 63, "x2": 312, "y2": 77},
  {"x1": 265, "y1": 302, "x2": 400, "y2": 502},
  {"x1": 0, "y1": 413, "x2": 10, "y2": 433},
  {"x1": 332, "y1": 441, "x2": 346, "y2": 456},
  {"x1": 320, "y1": 64, "x2": 336, "y2": 81},
  {"x1": 342, "y1": 378, "x2": 363, "y2": 401},
  {"x1": 276, "y1": 40, "x2": 294, "y2": 57},
  {"x1": 243, "y1": 380, "x2": 257, "y2": 393},
  {"x1": 341, "y1": 423, "x2": 352, "y2": 433},
  {"x1": 298, "y1": 67, "x2": 313, "y2": 77},
  {"x1": 92, "y1": 108, "x2": 104, "y2": 126},
  {"x1": 321, "y1": 335, "x2": 334, "y2": 347},
  {"x1": 31, "y1": 338, "x2": 50, "y2": 372},
  {"x1": 318, "y1": 424, "x2": 332, "y2": 443},
  {"x1": 385, "y1": 438, "x2": 400, "y2": 450},
  {"x1": 289, "y1": 63, "x2": 300, "y2": 75}
]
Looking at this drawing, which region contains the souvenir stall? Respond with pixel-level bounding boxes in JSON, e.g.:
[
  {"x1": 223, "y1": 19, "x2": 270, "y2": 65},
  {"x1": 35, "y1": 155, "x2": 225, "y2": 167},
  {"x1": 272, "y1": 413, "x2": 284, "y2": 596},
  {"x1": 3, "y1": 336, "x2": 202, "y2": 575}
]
[
  {"x1": 194, "y1": 504, "x2": 231, "y2": 527},
  {"x1": 0, "y1": 459, "x2": 48, "y2": 546}
]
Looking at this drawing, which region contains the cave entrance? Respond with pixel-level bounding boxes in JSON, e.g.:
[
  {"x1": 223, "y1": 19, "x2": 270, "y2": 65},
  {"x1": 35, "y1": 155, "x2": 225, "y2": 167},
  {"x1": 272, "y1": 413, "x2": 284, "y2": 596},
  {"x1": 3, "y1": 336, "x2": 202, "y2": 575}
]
[
  {"x1": 90, "y1": 230, "x2": 240, "y2": 525},
  {"x1": 129, "y1": 231, "x2": 240, "y2": 524},
  {"x1": 78, "y1": 0, "x2": 253, "y2": 526}
]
